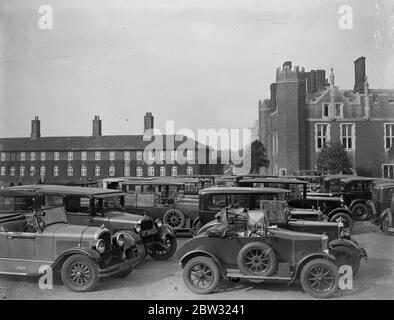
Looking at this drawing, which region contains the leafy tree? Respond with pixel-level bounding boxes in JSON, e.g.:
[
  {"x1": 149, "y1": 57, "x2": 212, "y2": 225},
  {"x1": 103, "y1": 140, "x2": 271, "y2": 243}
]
[
  {"x1": 250, "y1": 139, "x2": 270, "y2": 173},
  {"x1": 316, "y1": 142, "x2": 352, "y2": 174}
]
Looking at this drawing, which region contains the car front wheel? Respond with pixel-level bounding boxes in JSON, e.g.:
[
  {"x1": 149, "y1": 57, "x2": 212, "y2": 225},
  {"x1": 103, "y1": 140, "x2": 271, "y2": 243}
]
[
  {"x1": 163, "y1": 209, "x2": 186, "y2": 230},
  {"x1": 61, "y1": 254, "x2": 99, "y2": 292},
  {"x1": 330, "y1": 212, "x2": 354, "y2": 230},
  {"x1": 150, "y1": 235, "x2": 177, "y2": 260},
  {"x1": 331, "y1": 245, "x2": 360, "y2": 276},
  {"x1": 300, "y1": 259, "x2": 339, "y2": 299},
  {"x1": 351, "y1": 203, "x2": 369, "y2": 221},
  {"x1": 183, "y1": 256, "x2": 220, "y2": 294}
]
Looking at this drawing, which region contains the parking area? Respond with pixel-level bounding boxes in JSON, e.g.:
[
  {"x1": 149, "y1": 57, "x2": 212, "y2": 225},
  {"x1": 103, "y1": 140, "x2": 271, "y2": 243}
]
[{"x1": 0, "y1": 221, "x2": 393, "y2": 300}]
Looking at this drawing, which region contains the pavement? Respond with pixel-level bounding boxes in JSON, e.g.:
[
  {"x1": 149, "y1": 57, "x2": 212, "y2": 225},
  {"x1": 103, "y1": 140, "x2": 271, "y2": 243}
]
[{"x1": 1, "y1": 222, "x2": 393, "y2": 300}]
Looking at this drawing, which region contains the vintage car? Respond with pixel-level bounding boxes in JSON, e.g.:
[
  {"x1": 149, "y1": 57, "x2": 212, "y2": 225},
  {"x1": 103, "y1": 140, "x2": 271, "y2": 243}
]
[
  {"x1": 174, "y1": 176, "x2": 212, "y2": 196},
  {"x1": 178, "y1": 209, "x2": 341, "y2": 299},
  {"x1": 197, "y1": 187, "x2": 367, "y2": 274},
  {"x1": 367, "y1": 180, "x2": 394, "y2": 235},
  {"x1": 314, "y1": 175, "x2": 391, "y2": 221},
  {"x1": 8, "y1": 185, "x2": 177, "y2": 261},
  {"x1": 0, "y1": 189, "x2": 140, "y2": 292}
]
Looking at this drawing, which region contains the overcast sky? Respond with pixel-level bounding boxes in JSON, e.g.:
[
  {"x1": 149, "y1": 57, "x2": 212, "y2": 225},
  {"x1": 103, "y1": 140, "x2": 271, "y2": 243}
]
[{"x1": 1, "y1": 0, "x2": 393, "y2": 139}]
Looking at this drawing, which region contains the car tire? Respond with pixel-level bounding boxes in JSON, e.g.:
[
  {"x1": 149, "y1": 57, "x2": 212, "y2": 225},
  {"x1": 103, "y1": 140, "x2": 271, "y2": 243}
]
[
  {"x1": 163, "y1": 209, "x2": 186, "y2": 230},
  {"x1": 351, "y1": 203, "x2": 369, "y2": 221},
  {"x1": 381, "y1": 214, "x2": 393, "y2": 235},
  {"x1": 237, "y1": 242, "x2": 277, "y2": 277},
  {"x1": 331, "y1": 245, "x2": 360, "y2": 276},
  {"x1": 300, "y1": 258, "x2": 339, "y2": 299},
  {"x1": 112, "y1": 267, "x2": 133, "y2": 278},
  {"x1": 183, "y1": 256, "x2": 220, "y2": 294},
  {"x1": 330, "y1": 212, "x2": 354, "y2": 231},
  {"x1": 150, "y1": 234, "x2": 177, "y2": 260},
  {"x1": 61, "y1": 254, "x2": 99, "y2": 292}
]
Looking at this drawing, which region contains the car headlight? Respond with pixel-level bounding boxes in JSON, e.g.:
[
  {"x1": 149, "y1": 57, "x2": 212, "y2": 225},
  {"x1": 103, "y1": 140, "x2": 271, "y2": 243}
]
[
  {"x1": 135, "y1": 223, "x2": 141, "y2": 233},
  {"x1": 340, "y1": 228, "x2": 351, "y2": 240},
  {"x1": 155, "y1": 219, "x2": 162, "y2": 228},
  {"x1": 96, "y1": 239, "x2": 106, "y2": 254},
  {"x1": 116, "y1": 234, "x2": 125, "y2": 247},
  {"x1": 322, "y1": 233, "x2": 329, "y2": 253}
]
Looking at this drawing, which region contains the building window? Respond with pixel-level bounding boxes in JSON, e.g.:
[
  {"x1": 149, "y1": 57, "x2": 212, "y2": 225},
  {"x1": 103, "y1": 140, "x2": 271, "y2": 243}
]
[
  {"x1": 279, "y1": 168, "x2": 287, "y2": 176},
  {"x1": 10, "y1": 167, "x2": 15, "y2": 176},
  {"x1": 384, "y1": 123, "x2": 394, "y2": 150},
  {"x1": 186, "y1": 166, "x2": 193, "y2": 176},
  {"x1": 340, "y1": 123, "x2": 355, "y2": 151},
  {"x1": 0, "y1": 152, "x2": 5, "y2": 162},
  {"x1": 148, "y1": 166, "x2": 155, "y2": 176},
  {"x1": 159, "y1": 151, "x2": 166, "y2": 161},
  {"x1": 30, "y1": 166, "x2": 36, "y2": 176},
  {"x1": 171, "y1": 166, "x2": 177, "y2": 176},
  {"x1": 124, "y1": 151, "x2": 130, "y2": 161},
  {"x1": 109, "y1": 166, "x2": 115, "y2": 177},
  {"x1": 95, "y1": 151, "x2": 101, "y2": 161},
  {"x1": 160, "y1": 166, "x2": 166, "y2": 176},
  {"x1": 30, "y1": 152, "x2": 36, "y2": 161},
  {"x1": 171, "y1": 151, "x2": 177, "y2": 162},
  {"x1": 315, "y1": 123, "x2": 330, "y2": 151},
  {"x1": 136, "y1": 166, "x2": 143, "y2": 177},
  {"x1": 187, "y1": 150, "x2": 194, "y2": 162},
  {"x1": 67, "y1": 166, "x2": 73, "y2": 176},
  {"x1": 20, "y1": 152, "x2": 26, "y2": 162},
  {"x1": 383, "y1": 164, "x2": 394, "y2": 179},
  {"x1": 81, "y1": 151, "x2": 87, "y2": 161},
  {"x1": 40, "y1": 166, "x2": 45, "y2": 176},
  {"x1": 54, "y1": 166, "x2": 59, "y2": 176},
  {"x1": 322, "y1": 103, "x2": 330, "y2": 119},
  {"x1": 81, "y1": 166, "x2": 87, "y2": 176},
  {"x1": 41, "y1": 152, "x2": 46, "y2": 161},
  {"x1": 124, "y1": 166, "x2": 130, "y2": 177},
  {"x1": 109, "y1": 151, "x2": 115, "y2": 161},
  {"x1": 20, "y1": 166, "x2": 25, "y2": 176},
  {"x1": 54, "y1": 152, "x2": 59, "y2": 161},
  {"x1": 136, "y1": 151, "x2": 143, "y2": 161},
  {"x1": 68, "y1": 152, "x2": 73, "y2": 161},
  {"x1": 334, "y1": 103, "x2": 344, "y2": 119},
  {"x1": 148, "y1": 150, "x2": 155, "y2": 162},
  {"x1": 95, "y1": 166, "x2": 100, "y2": 176},
  {"x1": 0, "y1": 166, "x2": 5, "y2": 176}
]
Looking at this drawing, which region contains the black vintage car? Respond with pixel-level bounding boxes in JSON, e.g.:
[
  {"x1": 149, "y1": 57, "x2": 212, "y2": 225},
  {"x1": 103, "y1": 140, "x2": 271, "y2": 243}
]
[
  {"x1": 178, "y1": 209, "x2": 341, "y2": 299},
  {"x1": 8, "y1": 185, "x2": 177, "y2": 261},
  {"x1": 237, "y1": 177, "x2": 354, "y2": 229},
  {"x1": 367, "y1": 180, "x2": 394, "y2": 235}
]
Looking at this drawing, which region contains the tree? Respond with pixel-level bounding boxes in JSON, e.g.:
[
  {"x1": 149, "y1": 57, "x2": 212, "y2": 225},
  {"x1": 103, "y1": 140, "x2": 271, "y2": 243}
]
[
  {"x1": 316, "y1": 142, "x2": 352, "y2": 174},
  {"x1": 250, "y1": 139, "x2": 270, "y2": 173}
]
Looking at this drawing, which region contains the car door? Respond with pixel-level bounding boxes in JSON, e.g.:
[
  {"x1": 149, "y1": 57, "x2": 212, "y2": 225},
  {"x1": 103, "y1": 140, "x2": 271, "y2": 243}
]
[{"x1": 65, "y1": 196, "x2": 94, "y2": 227}]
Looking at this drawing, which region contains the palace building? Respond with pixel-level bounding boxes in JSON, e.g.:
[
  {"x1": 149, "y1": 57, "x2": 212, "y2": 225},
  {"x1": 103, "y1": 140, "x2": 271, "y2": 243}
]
[
  {"x1": 259, "y1": 57, "x2": 394, "y2": 178},
  {"x1": 0, "y1": 113, "x2": 223, "y2": 187}
]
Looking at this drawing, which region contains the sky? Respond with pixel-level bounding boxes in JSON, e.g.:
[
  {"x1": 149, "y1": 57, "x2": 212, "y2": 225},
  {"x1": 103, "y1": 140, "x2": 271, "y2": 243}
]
[{"x1": 0, "y1": 0, "x2": 393, "y2": 140}]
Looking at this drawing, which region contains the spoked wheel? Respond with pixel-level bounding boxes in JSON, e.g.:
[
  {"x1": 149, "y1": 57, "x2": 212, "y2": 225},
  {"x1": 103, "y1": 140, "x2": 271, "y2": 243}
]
[
  {"x1": 237, "y1": 242, "x2": 277, "y2": 279},
  {"x1": 183, "y1": 256, "x2": 220, "y2": 294},
  {"x1": 300, "y1": 259, "x2": 339, "y2": 299},
  {"x1": 150, "y1": 235, "x2": 177, "y2": 260},
  {"x1": 163, "y1": 209, "x2": 185, "y2": 230},
  {"x1": 61, "y1": 254, "x2": 99, "y2": 292},
  {"x1": 331, "y1": 245, "x2": 360, "y2": 276},
  {"x1": 330, "y1": 212, "x2": 354, "y2": 230},
  {"x1": 351, "y1": 203, "x2": 369, "y2": 221}
]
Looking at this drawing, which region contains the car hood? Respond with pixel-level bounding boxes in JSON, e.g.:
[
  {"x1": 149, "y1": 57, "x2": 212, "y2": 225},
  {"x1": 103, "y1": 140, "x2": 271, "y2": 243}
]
[
  {"x1": 43, "y1": 223, "x2": 107, "y2": 242},
  {"x1": 102, "y1": 211, "x2": 147, "y2": 225}
]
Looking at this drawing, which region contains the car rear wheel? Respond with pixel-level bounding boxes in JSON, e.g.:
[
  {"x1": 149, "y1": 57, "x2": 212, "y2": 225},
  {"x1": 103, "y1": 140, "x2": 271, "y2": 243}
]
[
  {"x1": 150, "y1": 234, "x2": 177, "y2": 260},
  {"x1": 331, "y1": 245, "x2": 360, "y2": 276},
  {"x1": 237, "y1": 242, "x2": 277, "y2": 278},
  {"x1": 300, "y1": 259, "x2": 339, "y2": 299},
  {"x1": 351, "y1": 203, "x2": 369, "y2": 221},
  {"x1": 163, "y1": 209, "x2": 185, "y2": 230},
  {"x1": 61, "y1": 254, "x2": 99, "y2": 292},
  {"x1": 330, "y1": 212, "x2": 354, "y2": 230},
  {"x1": 183, "y1": 256, "x2": 220, "y2": 294}
]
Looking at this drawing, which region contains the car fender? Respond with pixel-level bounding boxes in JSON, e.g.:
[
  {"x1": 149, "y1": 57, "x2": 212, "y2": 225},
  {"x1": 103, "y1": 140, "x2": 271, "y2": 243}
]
[
  {"x1": 293, "y1": 252, "x2": 338, "y2": 280},
  {"x1": 179, "y1": 249, "x2": 225, "y2": 276},
  {"x1": 158, "y1": 224, "x2": 176, "y2": 239},
  {"x1": 349, "y1": 199, "x2": 367, "y2": 210},
  {"x1": 121, "y1": 229, "x2": 143, "y2": 243},
  {"x1": 51, "y1": 247, "x2": 101, "y2": 271},
  {"x1": 327, "y1": 207, "x2": 353, "y2": 219},
  {"x1": 381, "y1": 209, "x2": 394, "y2": 228},
  {"x1": 113, "y1": 230, "x2": 137, "y2": 250},
  {"x1": 329, "y1": 238, "x2": 361, "y2": 253},
  {"x1": 366, "y1": 200, "x2": 377, "y2": 216}
]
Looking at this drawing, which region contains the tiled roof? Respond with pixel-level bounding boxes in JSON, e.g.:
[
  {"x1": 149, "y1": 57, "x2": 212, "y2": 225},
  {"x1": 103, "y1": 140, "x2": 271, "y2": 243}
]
[{"x1": 0, "y1": 135, "x2": 206, "y2": 152}]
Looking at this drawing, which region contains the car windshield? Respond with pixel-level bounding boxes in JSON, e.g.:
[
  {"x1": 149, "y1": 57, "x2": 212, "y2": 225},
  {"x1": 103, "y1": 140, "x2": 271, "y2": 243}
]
[
  {"x1": 39, "y1": 206, "x2": 68, "y2": 226},
  {"x1": 96, "y1": 196, "x2": 124, "y2": 213},
  {"x1": 0, "y1": 196, "x2": 34, "y2": 213}
]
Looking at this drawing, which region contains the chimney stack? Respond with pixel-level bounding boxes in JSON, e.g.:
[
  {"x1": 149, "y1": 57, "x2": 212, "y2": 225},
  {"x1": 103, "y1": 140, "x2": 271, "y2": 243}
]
[
  {"x1": 92, "y1": 115, "x2": 102, "y2": 136},
  {"x1": 31, "y1": 116, "x2": 41, "y2": 139},
  {"x1": 354, "y1": 56, "x2": 366, "y2": 93},
  {"x1": 144, "y1": 112, "x2": 154, "y2": 133}
]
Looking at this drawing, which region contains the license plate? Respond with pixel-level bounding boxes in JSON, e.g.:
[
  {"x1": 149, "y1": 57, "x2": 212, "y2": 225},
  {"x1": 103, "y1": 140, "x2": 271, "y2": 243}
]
[{"x1": 140, "y1": 229, "x2": 157, "y2": 237}]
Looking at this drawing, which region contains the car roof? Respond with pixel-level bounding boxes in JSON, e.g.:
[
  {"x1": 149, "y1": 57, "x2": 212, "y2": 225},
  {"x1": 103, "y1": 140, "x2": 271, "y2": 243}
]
[
  {"x1": 238, "y1": 177, "x2": 308, "y2": 184},
  {"x1": 199, "y1": 187, "x2": 291, "y2": 195},
  {"x1": 340, "y1": 177, "x2": 388, "y2": 183},
  {"x1": 8, "y1": 185, "x2": 125, "y2": 197},
  {"x1": 372, "y1": 180, "x2": 394, "y2": 188}
]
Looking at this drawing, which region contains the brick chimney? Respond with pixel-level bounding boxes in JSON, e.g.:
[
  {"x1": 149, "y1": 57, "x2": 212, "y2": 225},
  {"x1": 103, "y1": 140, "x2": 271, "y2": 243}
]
[
  {"x1": 354, "y1": 56, "x2": 366, "y2": 93},
  {"x1": 144, "y1": 112, "x2": 154, "y2": 133},
  {"x1": 31, "y1": 116, "x2": 41, "y2": 139},
  {"x1": 92, "y1": 115, "x2": 102, "y2": 136}
]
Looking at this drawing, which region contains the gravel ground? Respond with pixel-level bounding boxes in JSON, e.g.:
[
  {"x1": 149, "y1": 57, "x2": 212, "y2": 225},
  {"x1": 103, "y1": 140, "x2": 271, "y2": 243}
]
[{"x1": 0, "y1": 222, "x2": 393, "y2": 300}]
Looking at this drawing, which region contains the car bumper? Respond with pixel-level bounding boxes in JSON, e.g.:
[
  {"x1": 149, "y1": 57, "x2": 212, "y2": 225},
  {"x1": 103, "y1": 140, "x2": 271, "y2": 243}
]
[{"x1": 98, "y1": 256, "x2": 140, "y2": 278}]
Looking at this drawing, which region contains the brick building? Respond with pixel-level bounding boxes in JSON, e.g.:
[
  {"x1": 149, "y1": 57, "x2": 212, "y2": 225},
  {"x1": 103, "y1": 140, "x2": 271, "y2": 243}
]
[
  {"x1": 259, "y1": 57, "x2": 394, "y2": 178},
  {"x1": 0, "y1": 113, "x2": 223, "y2": 187}
]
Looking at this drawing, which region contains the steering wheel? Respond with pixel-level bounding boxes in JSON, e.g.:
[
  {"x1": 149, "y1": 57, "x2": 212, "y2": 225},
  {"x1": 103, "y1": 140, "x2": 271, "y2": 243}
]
[{"x1": 24, "y1": 221, "x2": 38, "y2": 233}]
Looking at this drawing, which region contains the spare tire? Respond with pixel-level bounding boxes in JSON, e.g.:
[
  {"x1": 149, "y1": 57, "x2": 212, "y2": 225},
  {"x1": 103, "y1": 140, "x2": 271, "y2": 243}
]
[{"x1": 237, "y1": 242, "x2": 277, "y2": 277}]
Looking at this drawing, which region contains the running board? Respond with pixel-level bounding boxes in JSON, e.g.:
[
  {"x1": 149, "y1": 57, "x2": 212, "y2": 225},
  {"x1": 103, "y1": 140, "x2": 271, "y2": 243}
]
[{"x1": 226, "y1": 270, "x2": 292, "y2": 281}]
